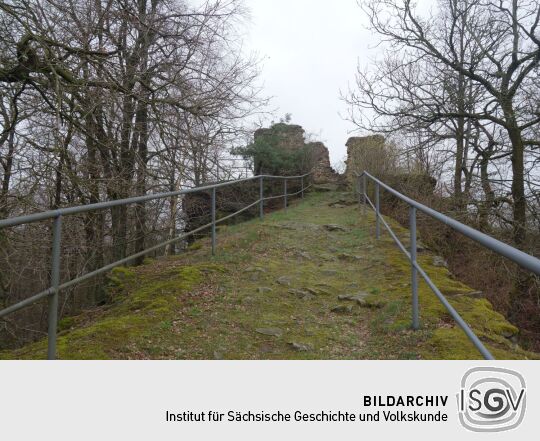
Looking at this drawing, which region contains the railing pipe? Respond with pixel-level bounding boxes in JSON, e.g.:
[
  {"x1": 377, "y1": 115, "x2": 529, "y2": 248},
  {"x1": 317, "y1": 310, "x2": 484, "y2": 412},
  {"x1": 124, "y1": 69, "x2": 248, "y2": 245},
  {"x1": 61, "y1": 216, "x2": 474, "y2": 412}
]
[
  {"x1": 0, "y1": 172, "x2": 313, "y2": 229},
  {"x1": 362, "y1": 174, "x2": 367, "y2": 214},
  {"x1": 259, "y1": 176, "x2": 264, "y2": 219},
  {"x1": 284, "y1": 179, "x2": 288, "y2": 210},
  {"x1": 409, "y1": 206, "x2": 419, "y2": 330},
  {"x1": 364, "y1": 190, "x2": 493, "y2": 359},
  {"x1": 0, "y1": 171, "x2": 313, "y2": 359},
  {"x1": 375, "y1": 182, "x2": 380, "y2": 239},
  {"x1": 360, "y1": 170, "x2": 540, "y2": 276},
  {"x1": 301, "y1": 176, "x2": 304, "y2": 199},
  {"x1": 413, "y1": 260, "x2": 494, "y2": 359},
  {"x1": 358, "y1": 171, "x2": 513, "y2": 359},
  {"x1": 211, "y1": 187, "x2": 216, "y2": 256},
  {"x1": 0, "y1": 219, "x2": 220, "y2": 320},
  {"x1": 354, "y1": 175, "x2": 362, "y2": 207},
  {"x1": 47, "y1": 215, "x2": 62, "y2": 360}
]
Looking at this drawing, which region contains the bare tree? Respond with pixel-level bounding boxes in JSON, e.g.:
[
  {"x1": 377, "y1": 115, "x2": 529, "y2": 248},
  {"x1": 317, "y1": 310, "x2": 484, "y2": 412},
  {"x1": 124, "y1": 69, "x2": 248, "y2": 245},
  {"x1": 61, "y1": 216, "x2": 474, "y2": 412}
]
[{"x1": 0, "y1": 0, "x2": 264, "y2": 347}]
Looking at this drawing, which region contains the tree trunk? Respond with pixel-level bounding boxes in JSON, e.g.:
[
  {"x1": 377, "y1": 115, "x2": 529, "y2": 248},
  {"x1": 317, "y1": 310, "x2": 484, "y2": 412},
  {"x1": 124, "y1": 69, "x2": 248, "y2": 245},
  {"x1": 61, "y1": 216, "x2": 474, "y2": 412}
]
[
  {"x1": 507, "y1": 123, "x2": 526, "y2": 248},
  {"x1": 454, "y1": 115, "x2": 465, "y2": 208},
  {"x1": 84, "y1": 113, "x2": 106, "y2": 304},
  {"x1": 134, "y1": 100, "x2": 149, "y2": 265},
  {"x1": 478, "y1": 150, "x2": 494, "y2": 231},
  {"x1": 504, "y1": 106, "x2": 530, "y2": 321},
  {"x1": 165, "y1": 166, "x2": 179, "y2": 256}
]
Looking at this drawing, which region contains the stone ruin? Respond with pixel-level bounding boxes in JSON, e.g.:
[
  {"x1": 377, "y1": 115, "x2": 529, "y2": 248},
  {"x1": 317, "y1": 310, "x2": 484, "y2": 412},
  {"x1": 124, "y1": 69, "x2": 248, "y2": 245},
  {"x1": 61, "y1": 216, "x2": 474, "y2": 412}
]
[
  {"x1": 181, "y1": 127, "x2": 435, "y2": 244},
  {"x1": 181, "y1": 124, "x2": 340, "y2": 242},
  {"x1": 253, "y1": 123, "x2": 339, "y2": 184},
  {"x1": 344, "y1": 134, "x2": 436, "y2": 197},
  {"x1": 344, "y1": 134, "x2": 386, "y2": 185},
  {"x1": 306, "y1": 141, "x2": 339, "y2": 184},
  {"x1": 254, "y1": 123, "x2": 305, "y2": 152}
]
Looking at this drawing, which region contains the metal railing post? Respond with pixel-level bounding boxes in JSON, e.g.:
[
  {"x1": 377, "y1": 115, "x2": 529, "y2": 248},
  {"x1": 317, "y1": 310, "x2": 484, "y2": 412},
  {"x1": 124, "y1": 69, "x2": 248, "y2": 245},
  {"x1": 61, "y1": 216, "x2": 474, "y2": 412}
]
[
  {"x1": 301, "y1": 176, "x2": 304, "y2": 199},
  {"x1": 211, "y1": 187, "x2": 216, "y2": 256},
  {"x1": 375, "y1": 182, "x2": 380, "y2": 239},
  {"x1": 259, "y1": 176, "x2": 264, "y2": 219},
  {"x1": 284, "y1": 179, "x2": 288, "y2": 210},
  {"x1": 47, "y1": 215, "x2": 62, "y2": 360},
  {"x1": 410, "y1": 206, "x2": 419, "y2": 330},
  {"x1": 362, "y1": 173, "x2": 367, "y2": 215},
  {"x1": 0, "y1": 170, "x2": 326, "y2": 360},
  {"x1": 356, "y1": 175, "x2": 361, "y2": 207}
]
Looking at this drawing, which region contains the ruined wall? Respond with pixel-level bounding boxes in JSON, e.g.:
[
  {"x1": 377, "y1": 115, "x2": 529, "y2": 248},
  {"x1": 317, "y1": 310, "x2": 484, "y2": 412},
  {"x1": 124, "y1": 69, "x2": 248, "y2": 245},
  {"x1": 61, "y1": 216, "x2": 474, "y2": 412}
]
[
  {"x1": 344, "y1": 135, "x2": 387, "y2": 185},
  {"x1": 182, "y1": 181, "x2": 261, "y2": 242},
  {"x1": 344, "y1": 134, "x2": 436, "y2": 197},
  {"x1": 306, "y1": 141, "x2": 339, "y2": 184},
  {"x1": 254, "y1": 123, "x2": 338, "y2": 184},
  {"x1": 253, "y1": 124, "x2": 305, "y2": 152}
]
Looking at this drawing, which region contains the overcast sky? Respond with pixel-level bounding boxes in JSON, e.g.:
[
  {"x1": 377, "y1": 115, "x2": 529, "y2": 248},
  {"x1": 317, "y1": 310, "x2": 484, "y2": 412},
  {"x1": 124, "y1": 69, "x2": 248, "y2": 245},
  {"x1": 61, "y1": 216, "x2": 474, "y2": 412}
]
[{"x1": 244, "y1": 0, "x2": 379, "y2": 166}]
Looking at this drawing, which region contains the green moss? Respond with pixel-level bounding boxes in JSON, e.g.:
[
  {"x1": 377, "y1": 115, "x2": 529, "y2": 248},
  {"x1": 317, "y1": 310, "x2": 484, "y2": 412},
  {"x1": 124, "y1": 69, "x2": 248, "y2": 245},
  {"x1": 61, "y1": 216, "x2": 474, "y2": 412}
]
[
  {"x1": 121, "y1": 266, "x2": 202, "y2": 312},
  {"x1": 107, "y1": 266, "x2": 136, "y2": 289},
  {"x1": 421, "y1": 327, "x2": 536, "y2": 360},
  {"x1": 359, "y1": 211, "x2": 534, "y2": 359},
  {"x1": 58, "y1": 316, "x2": 77, "y2": 332},
  {"x1": 1, "y1": 264, "x2": 203, "y2": 360},
  {"x1": 199, "y1": 263, "x2": 228, "y2": 273},
  {"x1": 454, "y1": 297, "x2": 518, "y2": 336},
  {"x1": 187, "y1": 241, "x2": 203, "y2": 251}
]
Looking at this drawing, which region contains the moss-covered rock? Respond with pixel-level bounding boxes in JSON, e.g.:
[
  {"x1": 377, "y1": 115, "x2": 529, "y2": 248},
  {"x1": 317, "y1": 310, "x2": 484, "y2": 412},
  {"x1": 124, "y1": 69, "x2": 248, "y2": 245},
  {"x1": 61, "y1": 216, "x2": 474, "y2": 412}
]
[
  {"x1": 1, "y1": 265, "x2": 203, "y2": 359},
  {"x1": 107, "y1": 266, "x2": 136, "y2": 289}
]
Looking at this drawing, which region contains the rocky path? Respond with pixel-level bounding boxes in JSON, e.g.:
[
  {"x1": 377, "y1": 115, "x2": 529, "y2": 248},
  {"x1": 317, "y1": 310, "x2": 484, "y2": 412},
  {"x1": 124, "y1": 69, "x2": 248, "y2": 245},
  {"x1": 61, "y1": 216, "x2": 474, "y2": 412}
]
[{"x1": 4, "y1": 189, "x2": 536, "y2": 359}]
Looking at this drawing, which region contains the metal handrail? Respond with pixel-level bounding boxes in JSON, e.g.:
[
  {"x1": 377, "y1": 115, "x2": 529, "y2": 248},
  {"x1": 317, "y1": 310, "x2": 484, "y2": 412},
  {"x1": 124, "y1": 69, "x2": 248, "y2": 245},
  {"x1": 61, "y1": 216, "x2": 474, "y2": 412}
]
[
  {"x1": 356, "y1": 170, "x2": 540, "y2": 360},
  {"x1": 0, "y1": 171, "x2": 313, "y2": 359},
  {"x1": 0, "y1": 173, "x2": 312, "y2": 229}
]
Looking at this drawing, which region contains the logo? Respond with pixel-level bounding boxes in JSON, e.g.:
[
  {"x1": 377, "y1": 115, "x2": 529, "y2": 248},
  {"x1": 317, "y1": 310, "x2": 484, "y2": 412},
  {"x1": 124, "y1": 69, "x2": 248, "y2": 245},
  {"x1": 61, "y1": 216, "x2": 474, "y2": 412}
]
[{"x1": 457, "y1": 367, "x2": 526, "y2": 432}]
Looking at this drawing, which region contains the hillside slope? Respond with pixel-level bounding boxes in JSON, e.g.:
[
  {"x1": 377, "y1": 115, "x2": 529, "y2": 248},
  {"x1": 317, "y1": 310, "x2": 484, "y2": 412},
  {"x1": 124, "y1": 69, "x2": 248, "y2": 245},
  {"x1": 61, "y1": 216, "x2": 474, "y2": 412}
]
[{"x1": 2, "y1": 189, "x2": 536, "y2": 360}]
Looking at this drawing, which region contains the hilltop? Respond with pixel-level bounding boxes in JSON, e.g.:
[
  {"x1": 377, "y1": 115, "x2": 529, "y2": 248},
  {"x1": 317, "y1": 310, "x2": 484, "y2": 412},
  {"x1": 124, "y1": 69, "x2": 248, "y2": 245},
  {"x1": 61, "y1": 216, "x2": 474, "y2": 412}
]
[{"x1": 1, "y1": 188, "x2": 535, "y2": 360}]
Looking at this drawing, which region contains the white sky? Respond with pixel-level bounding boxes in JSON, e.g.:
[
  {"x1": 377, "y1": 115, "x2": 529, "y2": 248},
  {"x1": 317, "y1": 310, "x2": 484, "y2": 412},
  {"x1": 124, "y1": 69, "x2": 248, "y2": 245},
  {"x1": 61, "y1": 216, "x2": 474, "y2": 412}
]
[{"x1": 244, "y1": 0, "x2": 379, "y2": 166}]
